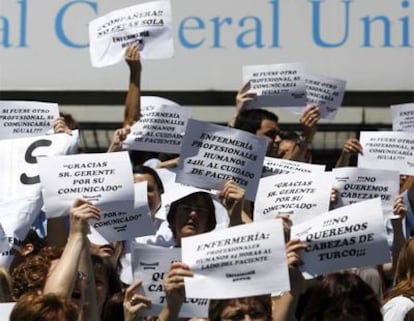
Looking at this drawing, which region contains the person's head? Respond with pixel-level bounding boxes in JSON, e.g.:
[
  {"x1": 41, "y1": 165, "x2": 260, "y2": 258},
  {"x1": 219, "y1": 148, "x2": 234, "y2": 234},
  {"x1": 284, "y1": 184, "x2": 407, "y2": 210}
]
[
  {"x1": 209, "y1": 295, "x2": 271, "y2": 321},
  {"x1": 71, "y1": 255, "x2": 122, "y2": 316},
  {"x1": 89, "y1": 241, "x2": 125, "y2": 269},
  {"x1": 132, "y1": 165, "x2": 164, "y2": 217},
  {"x1": 167, "y1": 192, "x2": 216, "y2": 246},
  {"x1": 0, "y1": 266, "x2": 13, "y2": 302},
  {"x1": 10, "y1": 293, "x2": 78, "y2": 321},
  {"x1": 234, "y1": 109, "x2": 280, "y2": 157},
  {"x1": 385, "y1": 237, "x2": 414, "y2": 302},
  {"x1": 297, "y1": 272, "x2": 382, "y2": 321},
  {"x1": 12, "y1": 247, "x2": 62, "y2": 299}
]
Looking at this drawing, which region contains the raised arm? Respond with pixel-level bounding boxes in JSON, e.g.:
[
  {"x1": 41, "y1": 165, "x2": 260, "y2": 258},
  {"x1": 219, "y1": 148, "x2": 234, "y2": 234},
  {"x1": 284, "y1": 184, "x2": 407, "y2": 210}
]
[
  {"x1": 124, "y1": 44, "x2": 142, "y2": 127},
  {"x1": 219, "y1": 180, "x2": 250, "y2": 226},
  {"x1": 158, "y1": 262, "x2": 193, "y2": 321},
  {"x1": 43, "y1": 199, "x2": 100, "y2": 297},
  {"x1": 335, "y1": 137, "x2": 363, "y2": 168},
  {"x1": 300, "y1": 104, "x2": 320, "y2": 144},
  {"x1": 228, "y1": 82, "x2": 257, "y2": 127}
]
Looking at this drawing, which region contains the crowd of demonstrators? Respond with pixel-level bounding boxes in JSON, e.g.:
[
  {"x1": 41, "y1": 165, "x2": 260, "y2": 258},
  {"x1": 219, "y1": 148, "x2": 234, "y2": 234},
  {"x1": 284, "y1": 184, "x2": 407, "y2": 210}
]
[{"x1": 1, "y1": 42, "x2": 413, "y2": 321}]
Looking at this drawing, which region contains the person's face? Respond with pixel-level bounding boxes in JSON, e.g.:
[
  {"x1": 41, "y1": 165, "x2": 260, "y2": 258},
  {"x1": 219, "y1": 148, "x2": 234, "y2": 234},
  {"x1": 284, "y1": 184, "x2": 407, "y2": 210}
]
[
  {"x1": 255, "y1": 119, "x2": 280, "y2": 157},
  {"x1": 89, "y1": 242, "x2": 124, "y2": 268},
  {"x1": 277, "y1": 139, "x2": 296, "y2": 158},
  {"x1": 220, "y1": 299, "x2": 268, "y2": 321},
  {"x1": 133, "y1": 173, "x2": 162, "y2": 217},
  {"x1": 173, "y1": 194, "x2": 211, "y2": 245}
]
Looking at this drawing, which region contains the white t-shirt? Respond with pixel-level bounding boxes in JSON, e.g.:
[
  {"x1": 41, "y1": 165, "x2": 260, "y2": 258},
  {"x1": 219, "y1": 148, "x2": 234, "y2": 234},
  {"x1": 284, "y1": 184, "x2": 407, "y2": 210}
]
[{"x1": 382, "y1": 296, "x2": 414, "y2": 321}]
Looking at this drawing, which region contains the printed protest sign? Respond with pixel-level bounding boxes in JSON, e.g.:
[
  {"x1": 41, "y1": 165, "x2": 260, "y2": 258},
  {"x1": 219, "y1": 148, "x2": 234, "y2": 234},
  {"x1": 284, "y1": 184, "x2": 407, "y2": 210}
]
[
  {"x1": 0, "y1": 101, "x2": 59, "y2": 139},
  {"x1": 358, "y1": 131, "x2": 414, "y2": 175},
  {"x1": 0, "y1": 191, "x2": 43, "y2": 270},
  {"x1": 38, "y1": 151, "x2": 134, "y2": 219},
  {"x1": 242, "y1": 63, "x2": 306, "y2": 108},
  {"x1": 332, "y1": 167, "x2": 399, "y2": 220},
  {"x1": 182, "y1": 220, "x2": 289, "y2": 299},
  {"x1": 0, "y1": 133, "x2": 76, "y2": 201},
  {"x1": 123, "y1": 104, "x2": 190, "y2": 154},
  {"x1": 176, "y1": 119, "x2": 268, "y2": 201},
  {"x1": 305, "y1": 74, "x2": 346, "y2": 120},
  {"x1": 291, "y1": 198, "x2": 390, "y2": 279},
  {"x1": 254, "y1": 172, "x2": 334, "y2": 224},
  {"x1": 262, "y1": 157, "x2": 326, "y2": 177},
  {"x1": 132, "y1": 243, "x2": 209, "y2": 317},
  {"x1": 89, "y1": 0, "x2": 173, "y2": 67},
  {"x1": 89, "y1": 181, "x2": 156, "y2": 242},
  {"x1": 391, "y1": 103, "x2": 414, "y2": 132}
]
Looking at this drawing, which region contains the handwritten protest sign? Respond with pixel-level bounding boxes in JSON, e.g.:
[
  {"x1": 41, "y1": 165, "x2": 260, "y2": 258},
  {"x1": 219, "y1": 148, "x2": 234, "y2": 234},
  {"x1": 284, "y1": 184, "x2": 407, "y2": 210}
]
[
  {"x1": 0, "y1": 191, "x2": 43, "y2": 269},
  {"x1": 38, "y1": 151, "x2": 134, "y2": 220},
  {"x1": 123, "y1": 104, "x2": 190, "y2": 154},
  {"x1": 305, "y1": 74, "x2": 346, "y2": 120},
  {"x1": 89, "y1": 0, "x2": 173, "y2": 67},
  {"x1": 242, "y1": 63, "x2": 306, "y2": 108},
  {"x1": 132, "y1": 243, "x2": 209, "y2": 317},
  {"x1": 176, "y1": 119, "x2": 267, "y2": 200},
  {"x1": 0, "y1": 101, "x2": 59, "y2": 139},
  {"x1": 182, "y1": 220, "x2": 289, "y2": 299},
  {"x1": 0, "y1": 133, "x2": 76, "y2": 201},
  {"x1": 262, "y1": 157, "x2": 326, "y2": 177},
  {"x1": 254, "y1": 172, "x2": 333, "y2": 224},
  {"x1": 332, "y1": 167, "x2": 399, "y2": 220},
  {"x1": 391, "y1": 103, "x2": 414, "y2": 132},
  {"x1": 358, "y1": 131, "x2": 414, "y2": 175},
  {"x1": 291, "y1": 198, "x2": 390, "y2": 279}
]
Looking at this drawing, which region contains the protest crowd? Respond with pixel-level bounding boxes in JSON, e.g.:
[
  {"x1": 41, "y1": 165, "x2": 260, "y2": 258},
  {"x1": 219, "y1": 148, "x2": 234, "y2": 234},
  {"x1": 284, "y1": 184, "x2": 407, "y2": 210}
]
[{"x1": 1, "y1": 2, "x2": 414, "y2": 321}]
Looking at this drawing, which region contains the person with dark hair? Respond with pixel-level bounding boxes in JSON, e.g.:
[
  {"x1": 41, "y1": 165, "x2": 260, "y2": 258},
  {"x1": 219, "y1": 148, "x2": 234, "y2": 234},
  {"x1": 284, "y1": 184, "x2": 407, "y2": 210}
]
[
  {"x1": 209, "y1": 295, "x2": 272, "y2": 321},
  {"x1": 10, "y1": 293, "x2": 79, "y2": 321},
  {"x1": 297, "y1": 272, "x2": 383, "y2": 321}
]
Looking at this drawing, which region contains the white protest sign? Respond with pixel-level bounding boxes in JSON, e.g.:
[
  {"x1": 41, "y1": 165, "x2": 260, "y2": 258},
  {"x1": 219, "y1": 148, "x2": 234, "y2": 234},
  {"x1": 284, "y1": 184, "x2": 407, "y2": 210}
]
[
  {"x1": 291, "y1": 198, "x2": 390, "y2": 279},
  {"x1": 132, "y1": 243, "x2": 209, "y2": 317},
  {"x1": 262, "y1": 157, "x2": 326, "y2": 177},
  {"x1": 254, "y1": 172, "x2": 334, "y2": 225},
  {"x1": 358, "y1": 131, "x2": 414, "y2": 175},
  {"x1": 0, "y1": 101, "x2": 59, "y2": 139},
  {"x1": 89, "y1": 181, "x2": 156, "y2": 242},
  {"x1": 182, "y1": 220, "x2": 289, "y2": 299},
  {"x1": 332, "y1": 167, "x2": 399, "y2": 220},
  {"x1": 242, "y1": 63, "x2": 306, "y2": 108},
  {"x1": 89, "y1": 0, "x2": 173, "y2": 67},
  {"x1": 0, "y1": 303, "x2": 15, "y2": 319},
  {"x1": 0, "y1": 191, "x2": 43, "y2": 270},
  {"x1": 176, "y1": 119, "x2": 268, "y2": 201},
  {"x1": 305, "y1": 74, "x2": 346, "y2": 120},
  {"x1": 123, "y1": 104, "x2": 191, "y2": 154},
  {"x1": 38, "y1": 151, "x2": 134, "y2": 219},
  {"x1": 0, "y1": 133, "x2": 76, "y2": 202},
  {"x1": 391, "y1": 103, "x2": 414, "y2": 132}
]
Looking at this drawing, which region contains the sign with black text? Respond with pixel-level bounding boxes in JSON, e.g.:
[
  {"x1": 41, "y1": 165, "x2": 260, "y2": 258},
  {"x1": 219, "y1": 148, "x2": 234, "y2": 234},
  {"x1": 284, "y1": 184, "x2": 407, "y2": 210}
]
[
  {"x1": 358, "y1": 131, "x2": 414, "y2": 175},
  {"x1": 123, "y1": 103, "x2": 190, "y2": 153},
  {"x1": 0, "y1": 101, "x2": 59, "y2": 139},
  {"x1": 254, "y1": 172, "x2": 333, "y2": 224},
  {"x1": 132, "y1": 243, "x2": 209, "y2": 317},
  {"x1": 182, "y1": 220, "x2": 289, "y2": 299},
  {"x1": 332, "y1": 167, "x2": 399, "y2": 219},
  {"x1": 89, "y1": 0, "x2": 173, "y2": 67},
  {"x1": 242, "y1": 63, "x2": 306, "y2": 108},
  {"x1": 291, "y1": 198, "x2": 390, "y2": 279},
  {"x1": 176, "y1": 119, "x2": 268, "y2": 200},
  {"x1": 262, "y1": 157, "x2": 326, "y2": 177},
  {"x1": 391, "y1": 103, "x2": 414, "y2": 132}
]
